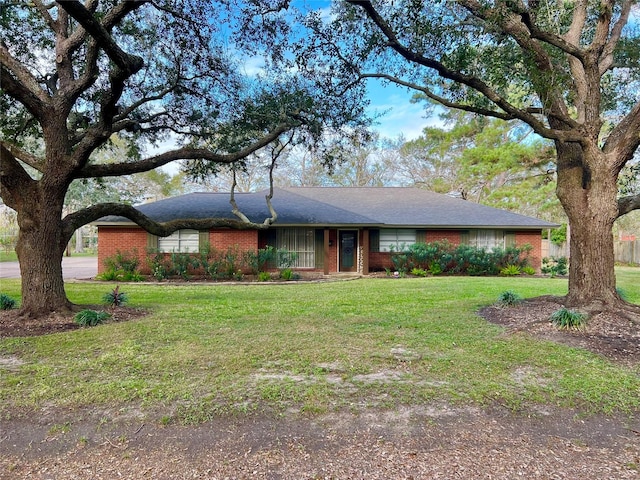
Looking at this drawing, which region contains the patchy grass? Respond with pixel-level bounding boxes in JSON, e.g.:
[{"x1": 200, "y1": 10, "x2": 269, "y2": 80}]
[{"x1": 0, "y1": 269, "x2": 639, "y2": 423}]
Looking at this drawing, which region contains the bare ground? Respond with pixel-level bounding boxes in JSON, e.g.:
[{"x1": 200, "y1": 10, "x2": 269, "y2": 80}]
[{"x1": 1, "y1": 298, "x2": 639, "y2": 479}]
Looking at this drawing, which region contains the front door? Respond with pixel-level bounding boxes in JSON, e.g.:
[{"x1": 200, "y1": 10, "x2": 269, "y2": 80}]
[{"x1": 339, "y1": 230, "x2": 358, "y2": 272}]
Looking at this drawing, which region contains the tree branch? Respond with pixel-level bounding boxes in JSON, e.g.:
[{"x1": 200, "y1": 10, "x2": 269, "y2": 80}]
[
  {"x1": 347, "y1": 0, "x2": 582, "y2": 143},
  {"x1": 62, "y1": 202, "x2": 268, "y2": 242},
  {"x1": 0, "y1": 44, "x2": 48, "y2": 116},
  {"x1": 57, "y1": 1, "x2": 145, "y2": 76},
  {"x1": 618, "y1": 193, "x2": 640, "y2": 218},
  {"x1": 77, "y1": 122, "x2": 296, "y2": 178},
  {"x1": 0, "y1": 144, "x2": 38, "y2": 212},
  {"x1": 0, "y1": 141, "x2": 44, "y2": 172}
]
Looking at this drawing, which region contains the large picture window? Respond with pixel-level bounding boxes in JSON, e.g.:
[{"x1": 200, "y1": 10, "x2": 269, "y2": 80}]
[
  {"x1": 379, "y1": 229, "x2": 417, "y2": 252},
  {"x1": 276, "y1": 228, "x2": 316, "y2": 268},
  {"x1": 158, "y1": 229, "x2": 200, "y2": 253},
  {"x1": 462, "y1": 230, "x2": 507, "y2": 250}
]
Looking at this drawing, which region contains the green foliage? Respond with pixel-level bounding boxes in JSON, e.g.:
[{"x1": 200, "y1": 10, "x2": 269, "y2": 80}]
[
  {"x1": 244, "y1": 246, "x2": 274, "y2": 275},
  {"x1": 258, "y1": 271, "x2": 272, "y2": 282},
  {"x1": 410, "y1": 267, "x2": 428, "y2": 277},
  {"x1": 279, "y1": 268, "x2": 299, "y2": 281},
  {"x1": 550, "y1": 225, "x2": 567, "y2": 246},
  {"x1": 521, "y1": 266, "x2": 536, "y2": 275},
  {"x1": 100, "y1": 250, "x2": 143, "y2": 282},
  {"x1": 541, "y1": 257, "x2": 568, "y2": 277},
  {"x1": 74, "y1": 309, "x2": 111, "y2": 327},
  {"x1": 390, "y1": 241, "x2": 532, "y2": 276},
  {"x1": 500, "y1": 265, "x2": 521, "y2": 276},
  {"x1": 550, "y1": 308, "x2": 587, "y2": 330},
  {"x1": 103, "y1": 286, "x2": 128, "y2": 307},
  {"x1": 0, "y1": 293, "x2": 17, "y2": 310},
  {"x1": 495, "y1": 290, "x2": 523, "y2": 307}
]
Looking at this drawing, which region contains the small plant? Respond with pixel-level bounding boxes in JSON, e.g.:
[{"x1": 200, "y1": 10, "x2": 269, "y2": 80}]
[
  {"x1": 257, "y1": 271, "x2": 272, "y2": 282},
  {"x1": 496, "y1": 290, "x2": 523, "y2": 307},
  {"x1": 0, "y1": 293, "x2": 17, "y2": 310},
  {"x1": 521, "y1": 266, "x2": 536, "y2": 275},
  {"x1": 411, "y1": 267, "x2": 428, "y2": 277},
  {"x1": 428, "y1": 262, "x2": 442, "y2": 275},
  {"x1": 279, "y1": 268, "x2": 299, "y2": 281},
  {"x1": 542, "y1": 256, "x2": 568, "y2": 277},
  {"x1": 550, "y1": 308, "x2": 587, "y2": 330},
  {"x1": 74, "y1": 309, "x2": 110, "y2": 327},
  {"x1": 500, "y1": 265, "x2": 521, "y2": 276},
  {"x1": 103, "y1": 285, "x2": 128, "y2": 307}
]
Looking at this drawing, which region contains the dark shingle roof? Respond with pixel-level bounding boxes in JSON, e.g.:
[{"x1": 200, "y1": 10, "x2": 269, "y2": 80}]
[{"x1": 95, "y1": 187, "x2": 558, "y2": 229}]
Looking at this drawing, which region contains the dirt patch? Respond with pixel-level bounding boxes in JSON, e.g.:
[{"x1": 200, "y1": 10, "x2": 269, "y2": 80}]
[
  {"x1": 479, "y1": 296, "x2": 640, "y2": 367},
  {"x1": 1, "y1": 404, "x2": 639, "y2": 479},
  {"x1": 2, "y1": 297, "x2": 640, "y2": 478}
]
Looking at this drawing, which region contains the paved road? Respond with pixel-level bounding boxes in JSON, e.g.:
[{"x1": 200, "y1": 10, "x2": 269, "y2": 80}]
[{"x1": 0, "y1": 256, "x2": 98, "y2": 279}]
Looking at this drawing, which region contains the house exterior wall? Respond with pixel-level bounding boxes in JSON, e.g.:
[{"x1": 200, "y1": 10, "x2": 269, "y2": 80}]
[
  {"x1": 97, "y1": 226, "x2": 544, "y2": 275},
  {"x1": 97, "y1": 226, "x2": 149, "y2": 273},
  {"x1": 97, "y1": 227, "x2": 260, "y2": 274},
  {"x1": 516, "y1": 231, "x2": 543, "y2": 271}
]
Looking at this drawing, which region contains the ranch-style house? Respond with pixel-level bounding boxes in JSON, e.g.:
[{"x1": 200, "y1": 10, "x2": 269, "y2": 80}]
[{"x1": 94, "y1": 187, "x2": 558, "y2": 275}]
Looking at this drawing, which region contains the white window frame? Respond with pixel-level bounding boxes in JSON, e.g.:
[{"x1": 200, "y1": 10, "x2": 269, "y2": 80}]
[
  {"x1": 158, "y1": 229, "x2": 200, "y2": 253},
  {"x1": 379, "y1": 229, "x2": 417, "y2": 252}
]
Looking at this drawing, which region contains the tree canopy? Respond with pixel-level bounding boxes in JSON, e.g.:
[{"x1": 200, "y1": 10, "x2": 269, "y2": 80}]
[
  {"x1": 297, "y1": 0, "x2": 640, "y2": 312},
  {"x1": 0, "y1": 0, "x2": 368, "y2": 316}
]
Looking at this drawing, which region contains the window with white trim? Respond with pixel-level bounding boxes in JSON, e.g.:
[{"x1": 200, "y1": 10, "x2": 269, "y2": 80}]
[
  {"x1": 379, "y1": 229, "x2": 417, "y2": 252},
  {"x1": 158, "y1": 229, "x2": 200, "y2": 253}
]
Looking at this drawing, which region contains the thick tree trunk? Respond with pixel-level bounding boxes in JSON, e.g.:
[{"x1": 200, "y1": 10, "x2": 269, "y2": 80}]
[
  {"x1": 15, "y1": 193, "x2": 72, "y2": 317},
  {"x1": 555, "y1": 143, "x2": 621, "y2": 310}
]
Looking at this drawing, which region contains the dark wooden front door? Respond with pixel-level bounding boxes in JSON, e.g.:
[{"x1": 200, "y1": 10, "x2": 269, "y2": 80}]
[{"x1": 339, "y1": 230, "x2": 357, "y2": 272}]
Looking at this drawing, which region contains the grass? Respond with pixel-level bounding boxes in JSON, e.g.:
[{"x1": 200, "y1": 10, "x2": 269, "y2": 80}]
[{"x1": 0, "y1": 268, "x2": 639, "y2": 423}]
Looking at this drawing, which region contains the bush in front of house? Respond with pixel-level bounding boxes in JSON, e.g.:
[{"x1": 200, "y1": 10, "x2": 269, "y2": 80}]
[
  {"x1": 391, "y1": 241, "x2": 533, "y2": 276},
  {"x1": 99, "y1": 249, "x2": 144, "y2": 281}
]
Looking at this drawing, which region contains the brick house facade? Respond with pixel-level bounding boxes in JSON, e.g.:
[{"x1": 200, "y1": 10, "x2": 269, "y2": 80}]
[{"x1": 94, "y1": 187, "x2": 557, "y2": 275}]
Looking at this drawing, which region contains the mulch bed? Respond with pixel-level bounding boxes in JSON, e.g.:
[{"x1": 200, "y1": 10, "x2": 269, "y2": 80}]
[{"x1": 480, "y1": 296, "x2": 640, "y2": 366}]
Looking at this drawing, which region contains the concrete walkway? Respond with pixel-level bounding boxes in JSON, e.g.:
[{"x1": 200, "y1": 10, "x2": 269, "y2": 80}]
[{"x1": 0, "y1": 256, "x2": 97, "y2": 280}]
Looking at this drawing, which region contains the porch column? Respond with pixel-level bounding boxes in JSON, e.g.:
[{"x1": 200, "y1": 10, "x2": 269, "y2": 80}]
[
  {"x1": 323, "y1": 228, "x2": 330, "y2": 275},
  {"x1": 362, "y1": 228, "x2": 370, "y2": 274}
]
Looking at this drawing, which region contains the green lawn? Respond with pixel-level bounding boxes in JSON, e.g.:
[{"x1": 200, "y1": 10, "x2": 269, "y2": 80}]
[{"x1": 1, "y1": 269, "x2": 639, "y2": 423}]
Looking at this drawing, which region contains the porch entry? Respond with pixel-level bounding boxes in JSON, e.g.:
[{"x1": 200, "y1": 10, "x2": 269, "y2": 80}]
[{"x1": 339, "y1": 230, "x2": 358, "y2": 272}]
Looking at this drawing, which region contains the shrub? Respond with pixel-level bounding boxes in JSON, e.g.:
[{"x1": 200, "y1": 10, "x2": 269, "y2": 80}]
[
  {"x1": 0, "y1": 293, "x2": 17, "y2": 310},
  {"x1": 279, "y1": 268, "x2": 299, "y2": 281},
  {"x1": 522, "y1": 266, "x2": 536, "y2": 275},
  {"x1": 500, "y1": 265, "x2": 521, "y2": 276},
  {"x1": 542, "y1": 256, "x2": 568, "y2": 277},
  {"x1": 74, "y1": 309, "x2": 110, "y2": 327},
  {"x1": 391, "y1": 241, "x2": 532, "y2": 277},
  {"x1": 103, "y1": 285, "x2": 128, "y2": 307},
  {"x1": 410, "y1": 267, "x2": 428, "y2": 277},
  {"x1": 496, "y1": 290, "x2": 522, "y2": 307},
  {"x1": 550, "y1": 308, "x2": 587, "y2": 330},
  {"x1": 257, "y1": 271, "x2": 272, "y2": 282}
]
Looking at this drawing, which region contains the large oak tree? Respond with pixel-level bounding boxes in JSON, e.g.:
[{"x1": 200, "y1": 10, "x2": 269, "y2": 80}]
[
  {"x1": 0, "y1": 0, "x2": 365, "y2": 317},
  {"x1": 302, "y1": 0, "x2": 640, "y2": 313}
]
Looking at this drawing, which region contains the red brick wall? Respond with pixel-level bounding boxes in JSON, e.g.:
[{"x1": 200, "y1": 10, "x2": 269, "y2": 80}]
[
  {"x1": 208, "y1": 230, "x2": 258, "y2": 251},
  {"x1": 425, "y1": 230, "x2": 462, "y2": 244},
  {"x1": 97, "y1": 227, "x2": 260, "y2": 274},
  {"x1": 367, "y1": 229, "x2": 543, "y2": 273},
  {"x1": 97, "y1": 226, "x2": 148, "y2": 273},
  {"x1": 516, "y1": 231, "x2": 543, "y2": 271}
]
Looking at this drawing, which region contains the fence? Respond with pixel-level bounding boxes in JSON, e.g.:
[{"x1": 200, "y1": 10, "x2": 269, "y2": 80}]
[
  {"x1": 543, "y1": 239, "x2": 640, "y2": 265},
  {"x1": 614, "y1": 240, "x2": 640, "y2": 265}
]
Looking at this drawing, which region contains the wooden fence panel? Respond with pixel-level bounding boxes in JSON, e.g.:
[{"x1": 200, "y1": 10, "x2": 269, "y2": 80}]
[{"x1": 615, "y1": 240, "x2": 640, "y2": 265}]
